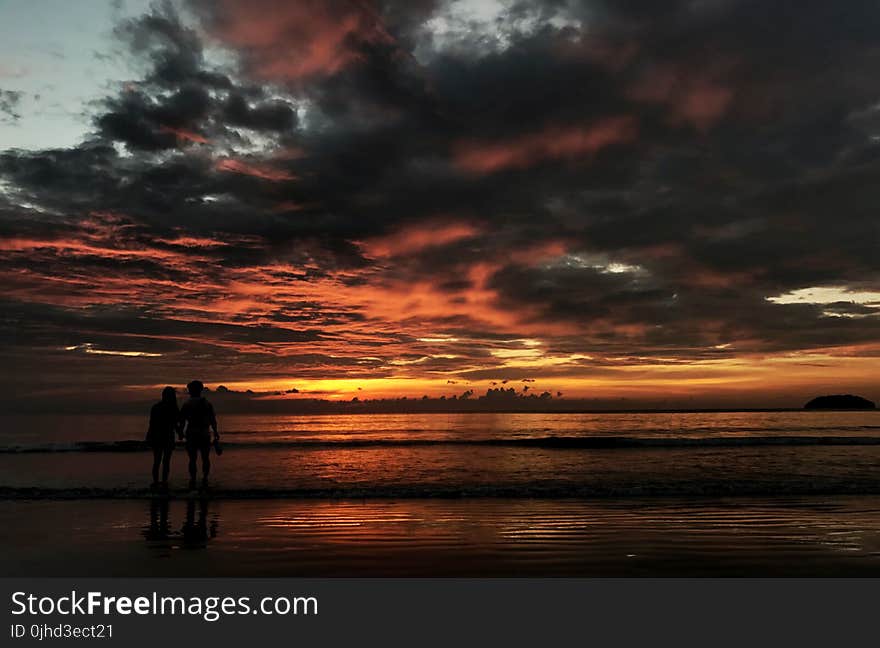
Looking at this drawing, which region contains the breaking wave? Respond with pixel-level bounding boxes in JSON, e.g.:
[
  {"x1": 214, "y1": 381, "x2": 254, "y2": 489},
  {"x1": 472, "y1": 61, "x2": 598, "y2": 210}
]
[
  {"x1": 5, "y1": 480, "x2": 880, "y2": 499},
  {"x1": 3, "y1": 434, "x2": 880, "y2": 453}
]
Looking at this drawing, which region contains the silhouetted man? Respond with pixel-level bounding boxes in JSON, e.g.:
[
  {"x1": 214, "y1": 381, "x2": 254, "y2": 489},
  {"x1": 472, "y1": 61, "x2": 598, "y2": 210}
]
[{"x1": 179, "y1": 380, "x2": 219, "y2": 489}]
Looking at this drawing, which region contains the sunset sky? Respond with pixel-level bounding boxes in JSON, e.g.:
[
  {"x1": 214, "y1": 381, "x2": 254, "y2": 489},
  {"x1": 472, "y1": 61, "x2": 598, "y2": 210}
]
[{"x1": 1, "y1": 0, "x2": 879, "y2": 410}]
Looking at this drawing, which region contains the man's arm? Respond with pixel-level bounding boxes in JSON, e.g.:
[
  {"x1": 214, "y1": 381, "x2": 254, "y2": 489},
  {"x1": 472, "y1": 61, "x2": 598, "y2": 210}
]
[{"x1": 209, "y1": 402, "x2": 219, "y2": 440}]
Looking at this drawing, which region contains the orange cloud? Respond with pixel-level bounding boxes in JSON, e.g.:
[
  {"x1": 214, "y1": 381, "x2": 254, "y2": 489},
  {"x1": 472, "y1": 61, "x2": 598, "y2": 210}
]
[
  {"x1": 359, "y1": 220, "x2": 481, "y2": 258},
  {"x1": 8, "y1": 215, "x2": 880, "y2": 405},
  {"x1": 0, "y1": 234, "x2": 207, "y2": 264},
  {"x1": 453, "y1": 117, "x2": 638, "y2": 174},
  {"x1": 154, "y1": 236, "x2": 231, "y2": 248},
  {"x1": 215, "y1": 158, "x2": 297, "y2": 181}
]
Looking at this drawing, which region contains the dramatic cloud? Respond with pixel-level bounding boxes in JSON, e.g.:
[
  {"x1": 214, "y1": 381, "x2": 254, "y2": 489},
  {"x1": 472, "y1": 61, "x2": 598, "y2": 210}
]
[
  {"x1": 453, "y1": 117, "x2": 637, "y2": 174},
  {"x1": 191, "y1": 0, "x2": 397, "y2": 81},
  {"x1": 0, "y1": 89, "x2": 22, "y2": 123},
  {"x1": 1, "y1": 0, "x2": 879, "y2": 410}
]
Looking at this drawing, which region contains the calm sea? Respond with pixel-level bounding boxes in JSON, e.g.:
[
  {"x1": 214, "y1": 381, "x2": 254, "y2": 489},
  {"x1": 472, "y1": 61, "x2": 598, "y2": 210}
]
[{"x1": 1, "y1": 411, "x2": 879, "y2": 497}]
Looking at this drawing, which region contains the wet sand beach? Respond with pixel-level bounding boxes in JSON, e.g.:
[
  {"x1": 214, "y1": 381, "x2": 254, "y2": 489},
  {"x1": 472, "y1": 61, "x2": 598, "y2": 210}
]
[{"x1": 4, "y1": 496, "x2": 880, "y2": 577}]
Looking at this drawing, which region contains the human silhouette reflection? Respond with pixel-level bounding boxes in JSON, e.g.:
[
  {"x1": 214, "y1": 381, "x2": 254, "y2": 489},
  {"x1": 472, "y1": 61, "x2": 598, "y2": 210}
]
[
  {"x1": 142, "y1": 497, "x2": 219, "y2": 552},
  {"x1": 142, "y1": 498, "x2": 171, "y2": 542},
  {"x1": 181, "y1": 497, "x2": 218, "y2": 549},
  {"x1": 141, "y1": 497, "x2": 171, "y2": 554}
]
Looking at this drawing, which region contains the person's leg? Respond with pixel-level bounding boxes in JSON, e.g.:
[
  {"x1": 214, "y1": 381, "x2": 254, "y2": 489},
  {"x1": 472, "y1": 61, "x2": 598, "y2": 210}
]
[
  {"x1": 161, "y1": 444, "x2": 173, "y2": 483},
  {"x1": 200, "y1": 444, "x2": 211, "y2": 482},
  {"x1": 151, "y1": 446, "x2": 162, "y2": 484},
  {"x1": 187, "y1": 445, "x2": 198, "y2": 485}
]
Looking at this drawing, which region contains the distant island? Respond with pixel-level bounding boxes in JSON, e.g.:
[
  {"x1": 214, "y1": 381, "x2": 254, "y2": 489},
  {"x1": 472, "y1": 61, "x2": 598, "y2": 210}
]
[{"x1": 804, "y1": 394, "x2": 876, "y2": 410}]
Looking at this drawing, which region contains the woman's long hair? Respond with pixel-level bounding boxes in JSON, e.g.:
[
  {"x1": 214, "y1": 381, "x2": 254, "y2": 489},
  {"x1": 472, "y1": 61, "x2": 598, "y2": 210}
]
[{"x1": 161, "y1": 386, "x2": 179, "y2": 414}]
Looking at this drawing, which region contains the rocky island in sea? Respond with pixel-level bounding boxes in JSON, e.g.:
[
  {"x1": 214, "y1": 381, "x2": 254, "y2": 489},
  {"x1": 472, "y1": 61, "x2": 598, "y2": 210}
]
[{"x1": 804, "y1": 394, "x2": 876, "y2": 410}]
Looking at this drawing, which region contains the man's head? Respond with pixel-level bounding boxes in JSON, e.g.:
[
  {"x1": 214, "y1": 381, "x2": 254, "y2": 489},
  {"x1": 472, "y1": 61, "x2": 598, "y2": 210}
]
[{"x1": 187, "y1": 380, "x2": 204, "y2": 397}]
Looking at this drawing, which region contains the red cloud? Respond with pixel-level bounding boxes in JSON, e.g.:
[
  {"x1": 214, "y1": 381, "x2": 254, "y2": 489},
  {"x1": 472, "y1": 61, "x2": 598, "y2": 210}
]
[
  {"x1": 158, "y1": 125, "x2": 209, "y2": 144},
  {"x1": 215, "y1": 158, "x2": 297, "y2": 181},
  {"x1": 628, "y1": 64, "x2": 733, "y2": 131},
  {"x1": 202, "y1": 0, "x2": 394, "y2": 81},
  {"x1": 453, "y1": 117, "x2": 638, "y2": 175}
]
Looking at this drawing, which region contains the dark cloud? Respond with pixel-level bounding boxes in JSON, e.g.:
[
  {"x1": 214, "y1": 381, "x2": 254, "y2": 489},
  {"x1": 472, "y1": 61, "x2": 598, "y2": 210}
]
[
  {"x1": 222, "y1": 93, "x2": 296, "y2": 131},
  {"x1": 1, "y1": 1, "x2": 879, "y2": 408},
  {"x1": 117, "y1": 5, "x2": 224, "y2": 89},
  {"x1": 97, "y1": 85, "x2": 212, "y2": 150},
  {"x1": 94, "y1": 4, "x2": 298, "y2": 151},
  {"x1": 0, "y1": 89, "x2": 23, "y2": 123}
]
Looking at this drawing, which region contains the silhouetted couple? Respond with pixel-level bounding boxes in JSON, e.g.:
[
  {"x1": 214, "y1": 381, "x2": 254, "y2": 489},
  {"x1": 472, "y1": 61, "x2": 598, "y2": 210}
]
[{"x1": 146, "y1": 380, "x2": 220, "y2": 490}]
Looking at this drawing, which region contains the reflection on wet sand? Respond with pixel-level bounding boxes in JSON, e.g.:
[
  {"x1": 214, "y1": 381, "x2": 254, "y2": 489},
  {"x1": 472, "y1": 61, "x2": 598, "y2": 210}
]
[
  {"x1": 182, "y1": 497, "x2": 218, "y2": 549},
  {"x1": 142, "y1": 497, "x2": 218, "y2": 553},
  {"x1": 143, "y1": 498, "x2": 170, "y2": 542},
  {"x1": 118, "y1": 497, "x2": 880, "y2": 576}
]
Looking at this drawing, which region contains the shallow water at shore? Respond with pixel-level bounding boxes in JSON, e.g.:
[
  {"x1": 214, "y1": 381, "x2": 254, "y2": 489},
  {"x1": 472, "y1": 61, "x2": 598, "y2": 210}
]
[
  {"x1": 4, "y1": 497, "x2": 880, "y2": 576},
  {"x1": 4, "y1": 412, "x2": 880, "y2": 576}
]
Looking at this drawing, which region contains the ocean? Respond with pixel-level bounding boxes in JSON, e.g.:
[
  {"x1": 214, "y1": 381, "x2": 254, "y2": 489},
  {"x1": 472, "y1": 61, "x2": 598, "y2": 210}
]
[
  {"x1": 3, "y1": 410, "x2": 880, "y2": 576},
  {"x1": 2, "y1": 411, "x2": 880, "y2": 496}
]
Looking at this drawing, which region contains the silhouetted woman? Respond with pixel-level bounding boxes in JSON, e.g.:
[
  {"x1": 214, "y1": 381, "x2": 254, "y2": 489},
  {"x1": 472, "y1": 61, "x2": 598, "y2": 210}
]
[{"x1": 146, "y1": 387, "x2": 179, "y2": 488}]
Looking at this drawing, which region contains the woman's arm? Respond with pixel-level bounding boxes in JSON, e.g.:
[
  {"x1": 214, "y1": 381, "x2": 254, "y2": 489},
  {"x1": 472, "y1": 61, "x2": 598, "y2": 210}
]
[
  {"x1": 146, "y1": 405, "x2": 156, "y2": 442},
  {"x1": 176, "y1": 403, "x2": 187, "y2": 440}
]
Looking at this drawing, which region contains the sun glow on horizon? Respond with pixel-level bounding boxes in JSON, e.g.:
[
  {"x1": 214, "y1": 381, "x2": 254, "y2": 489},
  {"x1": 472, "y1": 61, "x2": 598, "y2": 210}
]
[{"x1": 136, "y1": 344, "x2": 880, "y2": 404}]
